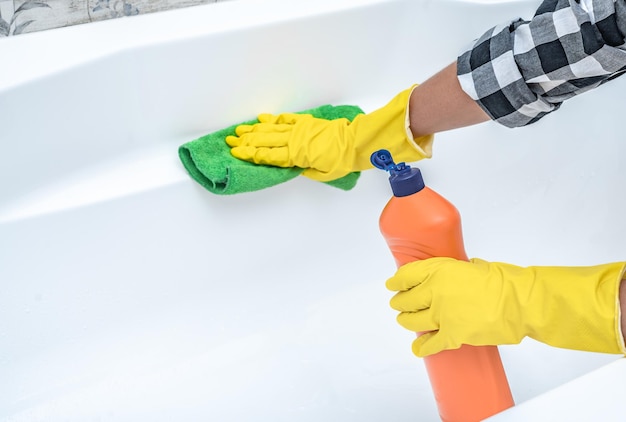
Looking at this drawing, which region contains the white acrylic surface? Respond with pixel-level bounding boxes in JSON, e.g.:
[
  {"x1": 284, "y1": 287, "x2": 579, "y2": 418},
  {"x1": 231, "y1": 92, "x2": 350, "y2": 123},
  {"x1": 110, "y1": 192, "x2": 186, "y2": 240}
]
[
  {"x1": 486, "y1": 358, "x2": 626, "y2": 421},
  {"x1": 1, "y1": 0, "x2": 625, "y2": 420}
]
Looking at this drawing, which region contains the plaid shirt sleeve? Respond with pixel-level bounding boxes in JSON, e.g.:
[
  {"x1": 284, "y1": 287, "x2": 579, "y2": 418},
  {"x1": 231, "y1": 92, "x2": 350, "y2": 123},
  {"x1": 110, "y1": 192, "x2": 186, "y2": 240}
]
[{"x1": 457, "y1": 0, "x2": 626, "y2": 128}]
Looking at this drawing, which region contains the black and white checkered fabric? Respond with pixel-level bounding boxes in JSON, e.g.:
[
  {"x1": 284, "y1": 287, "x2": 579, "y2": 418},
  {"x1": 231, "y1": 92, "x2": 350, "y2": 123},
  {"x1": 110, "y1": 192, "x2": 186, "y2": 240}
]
[{"x1": 457, "y1": 0, "x2": 626, "y2": 127}]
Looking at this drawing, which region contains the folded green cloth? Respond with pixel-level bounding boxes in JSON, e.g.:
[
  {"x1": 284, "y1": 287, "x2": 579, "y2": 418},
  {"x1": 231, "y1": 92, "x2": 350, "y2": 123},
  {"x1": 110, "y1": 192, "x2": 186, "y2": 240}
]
[{"x1": 178, "y1": 104, "x2": 364, "y2": 195}]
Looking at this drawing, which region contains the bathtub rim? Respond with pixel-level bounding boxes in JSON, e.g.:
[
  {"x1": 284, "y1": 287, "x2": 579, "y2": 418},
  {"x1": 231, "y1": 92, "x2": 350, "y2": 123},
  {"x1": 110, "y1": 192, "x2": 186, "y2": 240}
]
[{"x1": 0, "y1": 0, "x2": 535, "y2": 94}]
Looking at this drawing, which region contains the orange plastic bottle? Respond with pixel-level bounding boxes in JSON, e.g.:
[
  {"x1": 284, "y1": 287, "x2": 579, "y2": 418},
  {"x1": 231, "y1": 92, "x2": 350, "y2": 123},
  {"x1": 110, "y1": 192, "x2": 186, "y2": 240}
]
[{"x1": 371, "y1": 150, "x2": 514, "y2": 422}]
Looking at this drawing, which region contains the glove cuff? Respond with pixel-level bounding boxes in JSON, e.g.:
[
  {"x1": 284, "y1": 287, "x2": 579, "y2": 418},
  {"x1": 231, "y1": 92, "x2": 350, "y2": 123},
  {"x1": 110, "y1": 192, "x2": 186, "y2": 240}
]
[
  {"x1": 403, "y1": 84, "x2": 434, "y2": 160},
  {"x1": 527, "y1": 261, "x2": 626, "y2": 355},
  {"x1": 614, "y1": 264, "x2": 626, "y2": 354}
]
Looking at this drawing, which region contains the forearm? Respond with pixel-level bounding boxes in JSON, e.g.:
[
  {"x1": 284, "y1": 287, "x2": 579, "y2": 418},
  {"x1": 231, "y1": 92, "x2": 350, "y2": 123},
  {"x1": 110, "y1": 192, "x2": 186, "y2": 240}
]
[{"x1": 408, "y1": 62, "x2": 490, "y2": 138}]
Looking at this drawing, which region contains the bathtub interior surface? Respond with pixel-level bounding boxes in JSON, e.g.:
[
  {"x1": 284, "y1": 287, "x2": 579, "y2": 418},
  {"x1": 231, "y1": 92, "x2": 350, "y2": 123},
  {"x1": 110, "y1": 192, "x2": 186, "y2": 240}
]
[
  {"x1": 487, "y1": 358, "x2": 626, "y2": 421},
  {"x1": 1, "y1": 0, "x2": 625, "y2": 420}
]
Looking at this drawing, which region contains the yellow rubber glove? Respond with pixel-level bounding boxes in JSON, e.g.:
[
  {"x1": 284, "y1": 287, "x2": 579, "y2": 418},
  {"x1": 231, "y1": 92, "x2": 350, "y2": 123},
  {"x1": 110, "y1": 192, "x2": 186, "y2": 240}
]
[
  {"x1": 386, "y1": 257, "x2": 626, "y2": 357},
  {"x1": 225, "y1": 86, "x2": 433, "y2": 182}
]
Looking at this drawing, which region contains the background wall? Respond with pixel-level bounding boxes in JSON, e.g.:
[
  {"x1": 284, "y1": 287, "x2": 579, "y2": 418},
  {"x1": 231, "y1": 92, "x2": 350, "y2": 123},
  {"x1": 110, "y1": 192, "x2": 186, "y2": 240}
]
[{"x1": 0, "y1": 0, "x2": 232, "y2": 36}]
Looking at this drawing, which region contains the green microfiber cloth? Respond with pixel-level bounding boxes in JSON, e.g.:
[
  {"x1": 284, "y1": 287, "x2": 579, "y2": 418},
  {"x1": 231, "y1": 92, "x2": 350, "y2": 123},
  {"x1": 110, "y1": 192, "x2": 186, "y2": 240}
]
[{"x1": 178, "y1": 104, "x2": 364, "y2": 195}]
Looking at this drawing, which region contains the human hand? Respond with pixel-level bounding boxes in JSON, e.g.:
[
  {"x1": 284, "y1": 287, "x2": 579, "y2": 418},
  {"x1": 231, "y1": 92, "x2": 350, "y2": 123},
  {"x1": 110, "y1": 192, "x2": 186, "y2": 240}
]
[
  {"x1": 225, "y1": 87, "x2": 433, "y2": 182},
  {"x1": 226, "y1": 112, "x2": 356, "y2": 182},
  {"x1": 386, "y1": 257, "x2": 626, "y2": 357}
]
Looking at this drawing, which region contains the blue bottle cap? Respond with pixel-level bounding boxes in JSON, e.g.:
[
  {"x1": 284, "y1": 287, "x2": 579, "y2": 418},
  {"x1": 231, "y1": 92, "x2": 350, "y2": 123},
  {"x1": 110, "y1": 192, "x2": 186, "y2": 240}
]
[{"x1": 370, "y1": 149, "x2": 425, "y2": 197}]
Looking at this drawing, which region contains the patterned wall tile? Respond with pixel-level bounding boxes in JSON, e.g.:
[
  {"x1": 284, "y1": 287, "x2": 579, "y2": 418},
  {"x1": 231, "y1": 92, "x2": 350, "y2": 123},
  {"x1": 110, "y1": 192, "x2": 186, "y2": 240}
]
[
  {"x1": 0, "y1": 0, "x2": 228, "y2": 36},
  {"x1": 87, "y1": 0, "x2": 218, "y2": 23},
  {"x1": 0, "y1": 1, "x2": 58, "y2": 36}
]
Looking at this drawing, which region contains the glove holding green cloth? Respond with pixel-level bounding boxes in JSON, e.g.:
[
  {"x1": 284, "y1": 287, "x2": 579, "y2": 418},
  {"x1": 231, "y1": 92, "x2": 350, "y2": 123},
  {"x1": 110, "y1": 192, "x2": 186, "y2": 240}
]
[
  {"x1": 226, "y1": 86, "x2": 434, "y2": 182},
  {"x1": 178, "y1": 105, "x2": 363, "y2": 195}
]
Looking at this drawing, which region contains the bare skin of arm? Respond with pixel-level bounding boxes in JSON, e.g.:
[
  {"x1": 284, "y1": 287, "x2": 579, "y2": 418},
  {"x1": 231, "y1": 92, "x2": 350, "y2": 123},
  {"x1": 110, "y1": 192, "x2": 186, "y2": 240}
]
[
  {"x1": 409, "y1": 61, "x2": 626, "y2": 348},
  {"x1": 408, "y1": 62, "x2": 490, "y2": 138}
]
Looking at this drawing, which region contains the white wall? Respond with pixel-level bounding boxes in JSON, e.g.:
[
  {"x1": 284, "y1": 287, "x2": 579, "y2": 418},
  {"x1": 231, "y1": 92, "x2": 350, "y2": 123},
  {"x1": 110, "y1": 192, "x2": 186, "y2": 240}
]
[{"x1": 1, "y1": 0, "x2": 624, "y2": 420}]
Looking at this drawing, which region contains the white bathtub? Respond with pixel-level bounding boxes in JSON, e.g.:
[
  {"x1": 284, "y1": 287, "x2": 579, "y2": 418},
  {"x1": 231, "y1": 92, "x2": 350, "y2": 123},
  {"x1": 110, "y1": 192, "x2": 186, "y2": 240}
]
[{"x1": 1, "y1": 0, "x2": 626, "y2": 420}]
